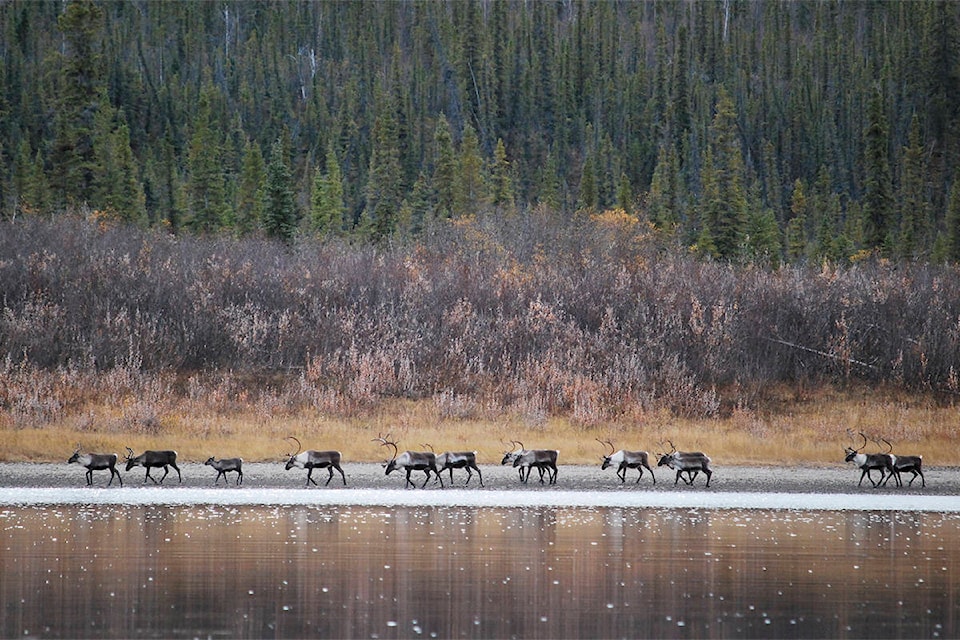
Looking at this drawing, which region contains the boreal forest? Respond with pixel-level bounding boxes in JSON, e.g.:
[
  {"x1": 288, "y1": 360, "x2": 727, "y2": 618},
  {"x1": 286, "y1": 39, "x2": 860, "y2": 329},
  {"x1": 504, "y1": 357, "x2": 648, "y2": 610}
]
[{"x1": 3, "y1": 0, "x2": 960, "y2": 263}]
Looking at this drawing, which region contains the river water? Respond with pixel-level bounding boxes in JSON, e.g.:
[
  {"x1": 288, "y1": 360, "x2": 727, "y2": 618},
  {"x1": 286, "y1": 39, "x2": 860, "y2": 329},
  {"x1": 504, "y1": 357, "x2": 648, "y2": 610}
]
[{"x1": 1, "y1": 490, "x2": 958, "y2": 638}]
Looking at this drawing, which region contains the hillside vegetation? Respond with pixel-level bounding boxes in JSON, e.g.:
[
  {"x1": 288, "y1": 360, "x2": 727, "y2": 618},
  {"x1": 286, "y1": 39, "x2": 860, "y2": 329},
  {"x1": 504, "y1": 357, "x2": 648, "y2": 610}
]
[
  {"x1": 3, "y1": 1, "x2": 960, "y2": 263},
  {"x1": 1, "y1": 217, "x2": 958, "y2": 463}
]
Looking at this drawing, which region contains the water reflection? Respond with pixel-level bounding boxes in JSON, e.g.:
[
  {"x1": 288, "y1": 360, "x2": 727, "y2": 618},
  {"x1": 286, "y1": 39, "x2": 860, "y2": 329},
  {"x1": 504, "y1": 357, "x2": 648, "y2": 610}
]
[{"x1": 1, "y1": 505, "x2": 957, "y2": 638}]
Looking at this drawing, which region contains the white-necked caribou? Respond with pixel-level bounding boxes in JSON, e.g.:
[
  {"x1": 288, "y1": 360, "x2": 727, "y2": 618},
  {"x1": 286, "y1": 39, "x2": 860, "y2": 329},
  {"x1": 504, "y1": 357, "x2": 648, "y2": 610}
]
[
  {"x1": 68, "y1": 445, "x2": 123, "y2": 487},
  {"x1": 205, "y1": 456, "x2": 243, "y2": 485},
  {"x1": 375, "y1": 434, "x2": 442, "y2": 488},
  {"x1": 125, "y1": 447, "x2": 181, "y2": 484},
  {"x1": 426, "y1": 444, "x2": 483, "y2": 487},
  {"x1": 501, "y1": 441, "x2": 558, "y2": 485},
  {"x1": 877, "y1": 438, "x2": 925, "y2": 488},
  {"x1": 843, "y1": 432, "x2": 894, "y2": 488},
  {"x1": 656, "y1": 441, "x2": 712, "y2": 487},
  {"x1": 598, "y1": 439, "x2": 655, "y2": 484},
  {"x1": 283, "y1": 436, "x2": 346, "y2": 486}
]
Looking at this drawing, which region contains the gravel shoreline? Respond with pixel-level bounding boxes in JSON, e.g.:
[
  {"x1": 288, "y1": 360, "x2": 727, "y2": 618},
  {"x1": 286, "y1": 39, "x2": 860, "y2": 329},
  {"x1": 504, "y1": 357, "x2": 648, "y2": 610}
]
[{"x1": 1, "y1": 461, "x2": 956, "y2": 495}]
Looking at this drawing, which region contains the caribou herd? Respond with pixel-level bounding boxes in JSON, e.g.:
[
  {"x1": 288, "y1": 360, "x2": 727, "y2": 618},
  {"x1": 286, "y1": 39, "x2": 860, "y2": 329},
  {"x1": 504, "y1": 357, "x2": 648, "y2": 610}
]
[{"x1": 64, "y1": 432, "x2": 926, "y2": 490}]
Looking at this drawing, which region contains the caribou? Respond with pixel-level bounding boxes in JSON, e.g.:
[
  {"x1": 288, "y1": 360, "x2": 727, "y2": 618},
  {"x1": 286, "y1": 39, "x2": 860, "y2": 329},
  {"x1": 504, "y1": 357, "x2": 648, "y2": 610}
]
[
  {"x1": 656, "y1": 441, "x2": 712, "y2": 487},
  {"x1": 877, "y1": 438, "x2": 925, "y2": 488},
  {"x1": 205, "y1": 456, "x2": 243, "y2": 485},
  {"x1": 283, "y1": 436, "x2": 346, "y2": 487},
  {"x1": 501, "y1": 441, "x2": 558, "y2": 485},
  {"x1": 428, "y1": 445, "x2": 483, "y2": 487},
  {"x1": 843, "y1": 432, "x2": 894, "y2": 488},
  {"x1": 125, "y1": 447, "x2": 181, "y2": 484},
  {"x1": 68, "y1": 445, "x2": 123, "y2": 487},
  {"x1": 375, "y1": 434, "x2": 443, "y2": 489},
  {"x1": 598, "y1": 439, "x2": 655, "y2": 484}
]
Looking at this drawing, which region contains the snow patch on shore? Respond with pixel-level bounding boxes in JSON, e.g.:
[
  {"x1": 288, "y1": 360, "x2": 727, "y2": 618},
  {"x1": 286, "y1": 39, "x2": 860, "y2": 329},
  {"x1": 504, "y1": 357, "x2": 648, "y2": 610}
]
[{"x1": 4, "y1": 487, "x2": 960, "y2": 512}]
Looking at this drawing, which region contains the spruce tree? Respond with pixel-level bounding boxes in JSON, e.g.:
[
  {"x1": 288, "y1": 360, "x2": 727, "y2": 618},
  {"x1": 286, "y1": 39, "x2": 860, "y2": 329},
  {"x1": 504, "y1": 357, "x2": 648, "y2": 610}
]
[
  {"x1": 702, "y1": 86, "x2": 748, "y2": 260},
  {"x1": 433, "y1": 114, "x2": 457, "y2": 218},
  {"x1": 235, "y1": 139, "x2": 265, "y2": 236},
  {"x1": 897, "y1": 115, "x2": 928, "y2": 260},
  {"x1": 186, "y1": 89, "x2": 228, "y2": 233},
  {"x1": 456, "y1": 122, "x2": 485, "y2": 214},
  {"x1": 364, "y1": 85, "x2": 404, "y2": 239},
  {"x1": 862, "y1": 84, "x2": 894, "y2": 253},
  {"x1": 310, "y1": 142, "x2": 345, "y2": 237},
  {"x1": 489, "y1": 138, "x2": 514, "y2": 210},
  {"x1": 262, "y1": 137, "x2": 298, "y2": 242},
  {"x1": 51, "y1": 0, "x2": 106, "y2": 208}
]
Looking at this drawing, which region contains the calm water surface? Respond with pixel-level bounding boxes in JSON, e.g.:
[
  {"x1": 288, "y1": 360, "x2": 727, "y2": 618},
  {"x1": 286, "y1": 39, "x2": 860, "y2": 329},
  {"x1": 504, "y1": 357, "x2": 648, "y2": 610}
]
[{"x1": 1, "y1": 503, "x2": 958, "y2": 638}]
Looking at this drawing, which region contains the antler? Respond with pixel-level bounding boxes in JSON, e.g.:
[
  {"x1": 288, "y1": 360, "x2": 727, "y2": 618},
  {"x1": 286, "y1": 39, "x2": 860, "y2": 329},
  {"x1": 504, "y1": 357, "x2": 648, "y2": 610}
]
[
  {"x1": 880, "y1": 437, "x2": 893, "y2": 454},
  {"x1": 125, "y1": 446, "x2": 134, "y2": 459},
  {"x1": 373, "y1": 433, "x2": 399, "y2": 460},
  {"x1": 512, "y1": 440, "x2": 524, "y2": 452},
  {"x1": 284, "y1": 435, "x2": 302, "y2": 457},
  {"x1": 421, "y1": 443, "x2": 435, "y2": 452},
  {"x1": 666, "y1": 439, "x2": 677, "y2": 454},
  {"x1": 596, "y1": 438, "x2": 615, "y2": 456},
  {"x1": 74, "y1": 442, "x2": 82, "y2": 454},
  {"x1": 856, "y1": 431, "x2": 868, "y2": 453}
]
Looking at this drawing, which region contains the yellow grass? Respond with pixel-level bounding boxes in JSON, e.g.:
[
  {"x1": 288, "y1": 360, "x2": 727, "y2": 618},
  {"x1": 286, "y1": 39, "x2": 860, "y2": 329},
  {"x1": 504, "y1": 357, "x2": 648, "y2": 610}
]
[{"x1": 2, "y1": 386, "x2": 957, "y2": 466}]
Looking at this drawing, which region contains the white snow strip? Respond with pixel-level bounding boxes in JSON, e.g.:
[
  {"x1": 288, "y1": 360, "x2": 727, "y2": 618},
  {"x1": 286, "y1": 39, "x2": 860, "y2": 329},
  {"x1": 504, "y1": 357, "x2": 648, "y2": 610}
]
[{"x1": 3, "y1": 488, "x2": 960, "y2": 512}]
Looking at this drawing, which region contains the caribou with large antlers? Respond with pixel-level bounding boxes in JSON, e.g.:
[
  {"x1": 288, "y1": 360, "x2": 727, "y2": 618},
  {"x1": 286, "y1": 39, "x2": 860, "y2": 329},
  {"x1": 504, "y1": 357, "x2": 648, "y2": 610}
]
[
  {"x1": 283, "y1": 436, "x2": 346, "y2": 487},
  {"x1": 125, "y1": 447, "x2": 181, "y2": 484},
  {"x1": 656, "y1": 440, "x2": 712, "y2": 487},
  {"x1": 877, "y1": 438, "x2": 925, "y2": 488},
  {"x1": 68, "y1": 445, "x2": 123, "y2": 487},
  {"x1": 843, "y1": 432, "x2": 894, "y2": 488},
  {"x1": 375, "y1": 434, "x2": 443, "y2": 488},
  {"x1": 598, "y1": 439, "x2": 655, "y2": 484}
]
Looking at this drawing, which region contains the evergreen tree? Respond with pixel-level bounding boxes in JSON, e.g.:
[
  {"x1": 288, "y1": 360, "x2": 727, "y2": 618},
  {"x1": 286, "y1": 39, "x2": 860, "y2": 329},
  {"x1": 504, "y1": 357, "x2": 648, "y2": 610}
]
[
  {"x1": 262, "y1": 137, "x2": 298, "y2": 242},
  {"x1": 897, "y1": 114, "x2": 928, "y2": 260},
  {"x1": 786, "y1": 179, "x2": 809, "y2": 261},
  {"x1": 489, "y1": 138, "x2": 514, "y2": 209},
  {"x1": 51, "y1": 0, "x2": 106, "y2": 207},
  {"x1": 433, "y1": 114, "x2": 457, "y2": 218},
  {"x1": 538, "y1": 150, "x2": 562, "y2": 211},
  {"x1": 94, "y1": 109, "x2": 146, "y2": 223},
  {"x1": 186, "y1": 89, "x2": 228, "y2": 233},
  {"x1": 310, "y1": 142, "x2": 345, "y2": 237},
  {"x1": 862, "y1": 84, "x2": 895, "y2": 252},
  {"x1": 364, "y1": 84, "x2": 404, "y2": 239},
  {"x1": 235, "y1": 139, "x2": 265, "y2": 236},
  {"x1": 937, "y1": 167, "x2": 960, "y2": 263},
  {"x1": 578, "y1": 153, "x2": 598, "y2": 212},
  {"x1": 456, "y1": 122, "x2": 485, "y2": 214},
  {"x1": 701, "y1": 86, "x2": 748, "y2": 260},
  {"x1": 648, "y1": 143, "x2": 681, "y2": 230}
]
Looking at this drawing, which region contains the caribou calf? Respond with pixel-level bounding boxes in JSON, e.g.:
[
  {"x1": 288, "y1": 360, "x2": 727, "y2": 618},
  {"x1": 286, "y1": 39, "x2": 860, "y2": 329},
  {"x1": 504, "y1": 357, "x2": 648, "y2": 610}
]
[
  {"x1": 205, "y1": 457, "x2": 243, "y2": 485},
  {"x1": 68, "y1": 447, "x2": 123, "y2": 487},
  {"x1": 435, "y1": 450, "x2": 484, "y2": 487},
  {"x1": 125, "y1": 448, "x2": 181, "y2": 484},
  {"x1": 283, "y1": 437, "x2": 346, "y2": 487},
  {"x1": 376, "y1": 435, "x2": 443, "y2": 489},
  {"x1": 657, "y1": 442, "x2": 712, "y2": 487},
  {"x1": 598, "y1": 439, "x2": 655, "y2": 485}
]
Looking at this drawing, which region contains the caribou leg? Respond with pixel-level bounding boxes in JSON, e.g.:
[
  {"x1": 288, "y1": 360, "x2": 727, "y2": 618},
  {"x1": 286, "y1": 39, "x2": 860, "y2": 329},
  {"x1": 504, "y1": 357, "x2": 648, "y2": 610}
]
[
  {"x1": 108, "y1": 467, "x2": 122, "y2": 487},
  {"x1": 306, "y1": 467, "x2": 318, "y2": 486}
]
